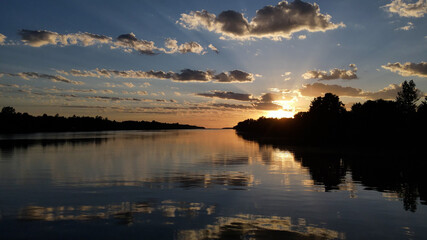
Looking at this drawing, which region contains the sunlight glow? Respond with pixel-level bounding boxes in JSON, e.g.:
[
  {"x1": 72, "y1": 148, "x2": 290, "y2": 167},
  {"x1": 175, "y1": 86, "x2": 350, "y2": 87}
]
[
  {"x1": 266, "y1": 100, "x2": 296, "y2": 119},
  {"x1": 267, "y1": 109, "x2": 295, "y2": 119}
]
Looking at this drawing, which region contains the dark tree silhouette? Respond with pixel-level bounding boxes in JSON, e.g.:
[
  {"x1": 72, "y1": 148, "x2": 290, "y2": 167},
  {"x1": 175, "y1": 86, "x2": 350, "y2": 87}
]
[
  {"x1": 234, "y1": 81, "x2": 426, "y2": 147},
  {"x1": 0, "y1": 107, "x2": 204, "y2": 133},
  {"x1": 1, "y1": 106, "x2": 16, "y2": 116},
  {"x1": 309, "y1": 93, "x2": 346, "y2": 116},
  {"x1": 396, "y1": 80, "x2": 420, "y2": 114},
  {"x1": 418, "y1": 96, "x2": 427, "y2": 114}
]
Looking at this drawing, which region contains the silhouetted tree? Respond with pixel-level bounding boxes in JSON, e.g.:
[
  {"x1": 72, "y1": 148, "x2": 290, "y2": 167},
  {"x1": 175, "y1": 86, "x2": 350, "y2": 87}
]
[
  {"x1": 309, "y1": 93, "x2": 346, "y2": 117},
  {"x1": 1, "y1": 106, "x2": 16, "y2": 116},
  {"x1": 396, "y1": 80, "x2": 420, "y2": 114},
  {"x1": 418, "y1": 96, "x2": 427, "y2": 114}
]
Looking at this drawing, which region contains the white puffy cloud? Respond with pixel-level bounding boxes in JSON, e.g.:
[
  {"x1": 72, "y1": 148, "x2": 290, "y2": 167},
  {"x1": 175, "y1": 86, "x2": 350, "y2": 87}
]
[
  {"x1": 382, "y1": 61, "x2": 427, "y2": 78},
  {"x1": 302, "y1": 64, "x2": 358, "y2": 80},
  {"x1": 383, "y1": 0, "x2": 427, "y2": 18},
  {"x1": 178, "y1": 0, "x2": 345, "y2": 40}
]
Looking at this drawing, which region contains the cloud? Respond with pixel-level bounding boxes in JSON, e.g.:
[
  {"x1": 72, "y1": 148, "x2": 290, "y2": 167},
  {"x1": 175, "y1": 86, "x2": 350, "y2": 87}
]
[
  {"x1": 210, "y1": 103, "x2": 254, "y2": 109},
  {"x1": 18, "y1": 29, "x2": 205, "y2": 55},
  {"x1": 382, "y1": 61, "x2": 427, "y2": 77},
  {"x1": 213, "y1": 70, "x2": 255, "y2": 82},
  {"x1": 19, "y1": 29, "x2": 112, "y2": 47},
  {"x1": 298, "y1": 35, "x2": 307, "y2": 39},
  {"x1": 113, "y1": 33, "x2": 158, "y2": 55},
  {"x1": 298, "y1": 82, "x2": 404, "y2": 100},
  {"x1": 299, "y1": 82, "x2": 362, "y2": 97},
  {"x1": 208, "y1": 44, "x2": 219, "y2": 53},
  {"x1": 58, "y1": 68, "x2": 255, "y2": 83},
  {"x1": 302, "y1": 64, "x2": 358, "y2": 80},
  {"x1": 382, "y1": 0, "x2": 427, "y2": 18},
  {"x1": 122, "y1": 82, "x2": 135, "y2": 88},
  {"x1": 164, "y1": 38, "x2": 204, "y2": 54},
  {"x1": 196, "y1": 91, "x2": 254, "y2": 101},
  {"x1": 178, "y1": 0, "x2": 345, "y2": 40},
  {"x1": 196, "y1": 91, "x2": 283, "y2": 110},
  {"x1": 0, "y1": 33, "x2": 6, "y2": 45},
  {"x1": 252, "y1": 102, "x2": 283, "y2": 110},
  {"x1": 396, "y1": 21, "x2": 414, "y2": 30},
  {"x1": 4, "y1": 72, "x2": 84, "y2": 85}
]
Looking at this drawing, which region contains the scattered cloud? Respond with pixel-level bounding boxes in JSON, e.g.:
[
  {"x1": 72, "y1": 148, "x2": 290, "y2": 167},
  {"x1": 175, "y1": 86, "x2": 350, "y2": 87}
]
[
  {"x1": 3, "y1": 72, "x2": 84, "y2": 85},
  {"x1": 58, "y1": 68, "x2": 255, "y2": 83},
  {"x1": 196, "y1": 91, "x2": 283, "y2": 110},
  {"x1": 382, "y1": 61, "x2": 427, "y2": 77},
  {"x1": 122, "y1": 82, "x2": 135, "y2": 88},
  {"x1": 196, "y1": 91, "x2": 254, "y2": 101},
  {"x1": 178, "y1": 0, "x2": 345, "y2": 41},
  {"x1": 210, "y1": 103, "x2": 254, "y2": 109},
  {"x1": 18, "y1": 29, "x2": 206, "y2": 55},
  {"x1": 19, "y1": 29, "x2": 112, "y2": 47},
  {"x1": 298, "y1": 82, "x2": 403, "y2": 100},
  {"x1": 164, "y1": 38, "x2": 205, "y2": 54},
  {"x1": 208, "y1": 44, "x2": 219, "y2": 53},
  {"x1": 298, "y1": 35, "x2": 307, "y2": 40},
  {"x1": 396, "y1": 21, "x2": 414, "y2": 30},
  {"x1": 382, "y1": 0, "x2": 427, "y2": 18},
  {"x1": 302, "y1": 64, "x2": 358, "y2": 80},
  {"x1": 113, "y1": 33, "x2": 157, "y2": 55},
  {"x1": 0, "y1": 33, "x2": 6, "y2": 45}
]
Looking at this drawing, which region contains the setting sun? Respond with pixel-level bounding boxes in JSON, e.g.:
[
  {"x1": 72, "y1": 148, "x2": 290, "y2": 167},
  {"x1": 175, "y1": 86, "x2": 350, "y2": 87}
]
[{"x1": 266, "y1": 109, "x2": 295, "y2": 119}]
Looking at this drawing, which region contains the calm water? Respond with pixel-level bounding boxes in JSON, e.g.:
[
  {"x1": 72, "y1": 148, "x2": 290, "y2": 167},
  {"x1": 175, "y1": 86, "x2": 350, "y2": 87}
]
[{"x1": 0, "y1": 129, "x2": 426, "y2": 239}]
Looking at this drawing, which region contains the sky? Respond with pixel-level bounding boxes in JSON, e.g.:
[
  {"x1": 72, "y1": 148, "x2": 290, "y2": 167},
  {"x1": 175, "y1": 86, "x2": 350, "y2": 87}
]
[{"x1": 0, "y1": 0, "x2": 426, "y2": 128}]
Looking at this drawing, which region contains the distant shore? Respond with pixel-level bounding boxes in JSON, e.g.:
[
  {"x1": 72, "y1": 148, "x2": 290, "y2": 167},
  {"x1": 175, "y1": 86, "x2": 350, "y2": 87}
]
[{"x1": 0, "y1": 107, "x2": 204, "y2": 134}]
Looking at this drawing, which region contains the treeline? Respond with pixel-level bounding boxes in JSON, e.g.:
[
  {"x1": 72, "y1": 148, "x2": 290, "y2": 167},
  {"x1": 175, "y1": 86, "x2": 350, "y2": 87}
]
[
  {"x1": 0, "y1": 107, "x2": 204, "y2": 133},
  {"x1": 234, "y1": 80, "x2": 427, "y2": 146}
]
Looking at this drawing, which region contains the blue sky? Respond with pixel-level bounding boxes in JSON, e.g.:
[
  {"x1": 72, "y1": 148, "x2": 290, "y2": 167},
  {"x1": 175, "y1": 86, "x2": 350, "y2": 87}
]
[{"x1": 0, "y1": 0, "x2": 426, "y2": 127}]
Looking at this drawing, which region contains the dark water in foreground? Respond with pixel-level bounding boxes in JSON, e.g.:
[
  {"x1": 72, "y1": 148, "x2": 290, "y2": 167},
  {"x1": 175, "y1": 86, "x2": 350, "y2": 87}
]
[{"x1": 0, "y1": 129, "x2": 426, "y2": 239}]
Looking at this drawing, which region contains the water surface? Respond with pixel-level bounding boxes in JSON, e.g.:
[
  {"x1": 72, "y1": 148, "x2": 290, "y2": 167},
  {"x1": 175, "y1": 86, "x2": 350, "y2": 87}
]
[{"x1": 0, "y1": 129, "x2": 426, "y2": 239}]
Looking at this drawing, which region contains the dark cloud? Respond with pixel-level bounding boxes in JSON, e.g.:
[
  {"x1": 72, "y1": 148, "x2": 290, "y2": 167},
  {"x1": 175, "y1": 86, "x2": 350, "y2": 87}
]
[
  {"x1": 299, "y1": 82, "x2": 405, "y2": 100},
  {"x1": 172, "y1": 69, "x2": 212, "y2": 82},
  {"x1": 382, "y1": 0, "x2": 427, "y2": 18},
  {"x1": 302, "y1": 64, "x2": 358, "y2": 80},
  {"x1": 252, "y1": 102, "x2": 283, "y2": 110},
  {"x1": 178, "y1": 0, "x2": 345, "y2": 40},
  {"x1": 197, "y1": 91, "x2": 283, "y2": 110},
  {"x1": 213, "y1": 70, "x2": 255, "y2": 83},
  {"x1": 115, "y1": 33, "x2": 157, "y2": 55},
  {"x1": 382, "y1": 61, "x2": 427, "y2": 78},
  {"x1": 196, "y1": 91, "x2": 253, "y2": 101},
  {"x1": 4, "y1": 72, "x2": 84, "y2": 85},
  {"x1": 210, "y1": 103, "x2": 254, "y2": 109},
  {"x1": 299, "y1": 82, "x2": 362, "y2": 97},
  {"x1": 58, "y1": 68, "x2": 255, "y2": 83}
]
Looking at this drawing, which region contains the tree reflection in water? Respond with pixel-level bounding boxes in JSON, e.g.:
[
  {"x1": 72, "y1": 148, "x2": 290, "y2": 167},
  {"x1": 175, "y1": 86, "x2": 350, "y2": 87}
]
[{"x1": 237, "y1": 132, "x2": 427, "y2": 212}]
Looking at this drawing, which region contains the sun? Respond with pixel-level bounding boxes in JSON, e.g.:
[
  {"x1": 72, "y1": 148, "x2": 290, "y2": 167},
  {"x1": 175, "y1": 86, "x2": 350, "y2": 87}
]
[
  {"x1": 266, "y1": 109, "x2": 295, "y2": 119},
  {"x1": 265, "y1": 100, "x2": 296, "y2": 119}
]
